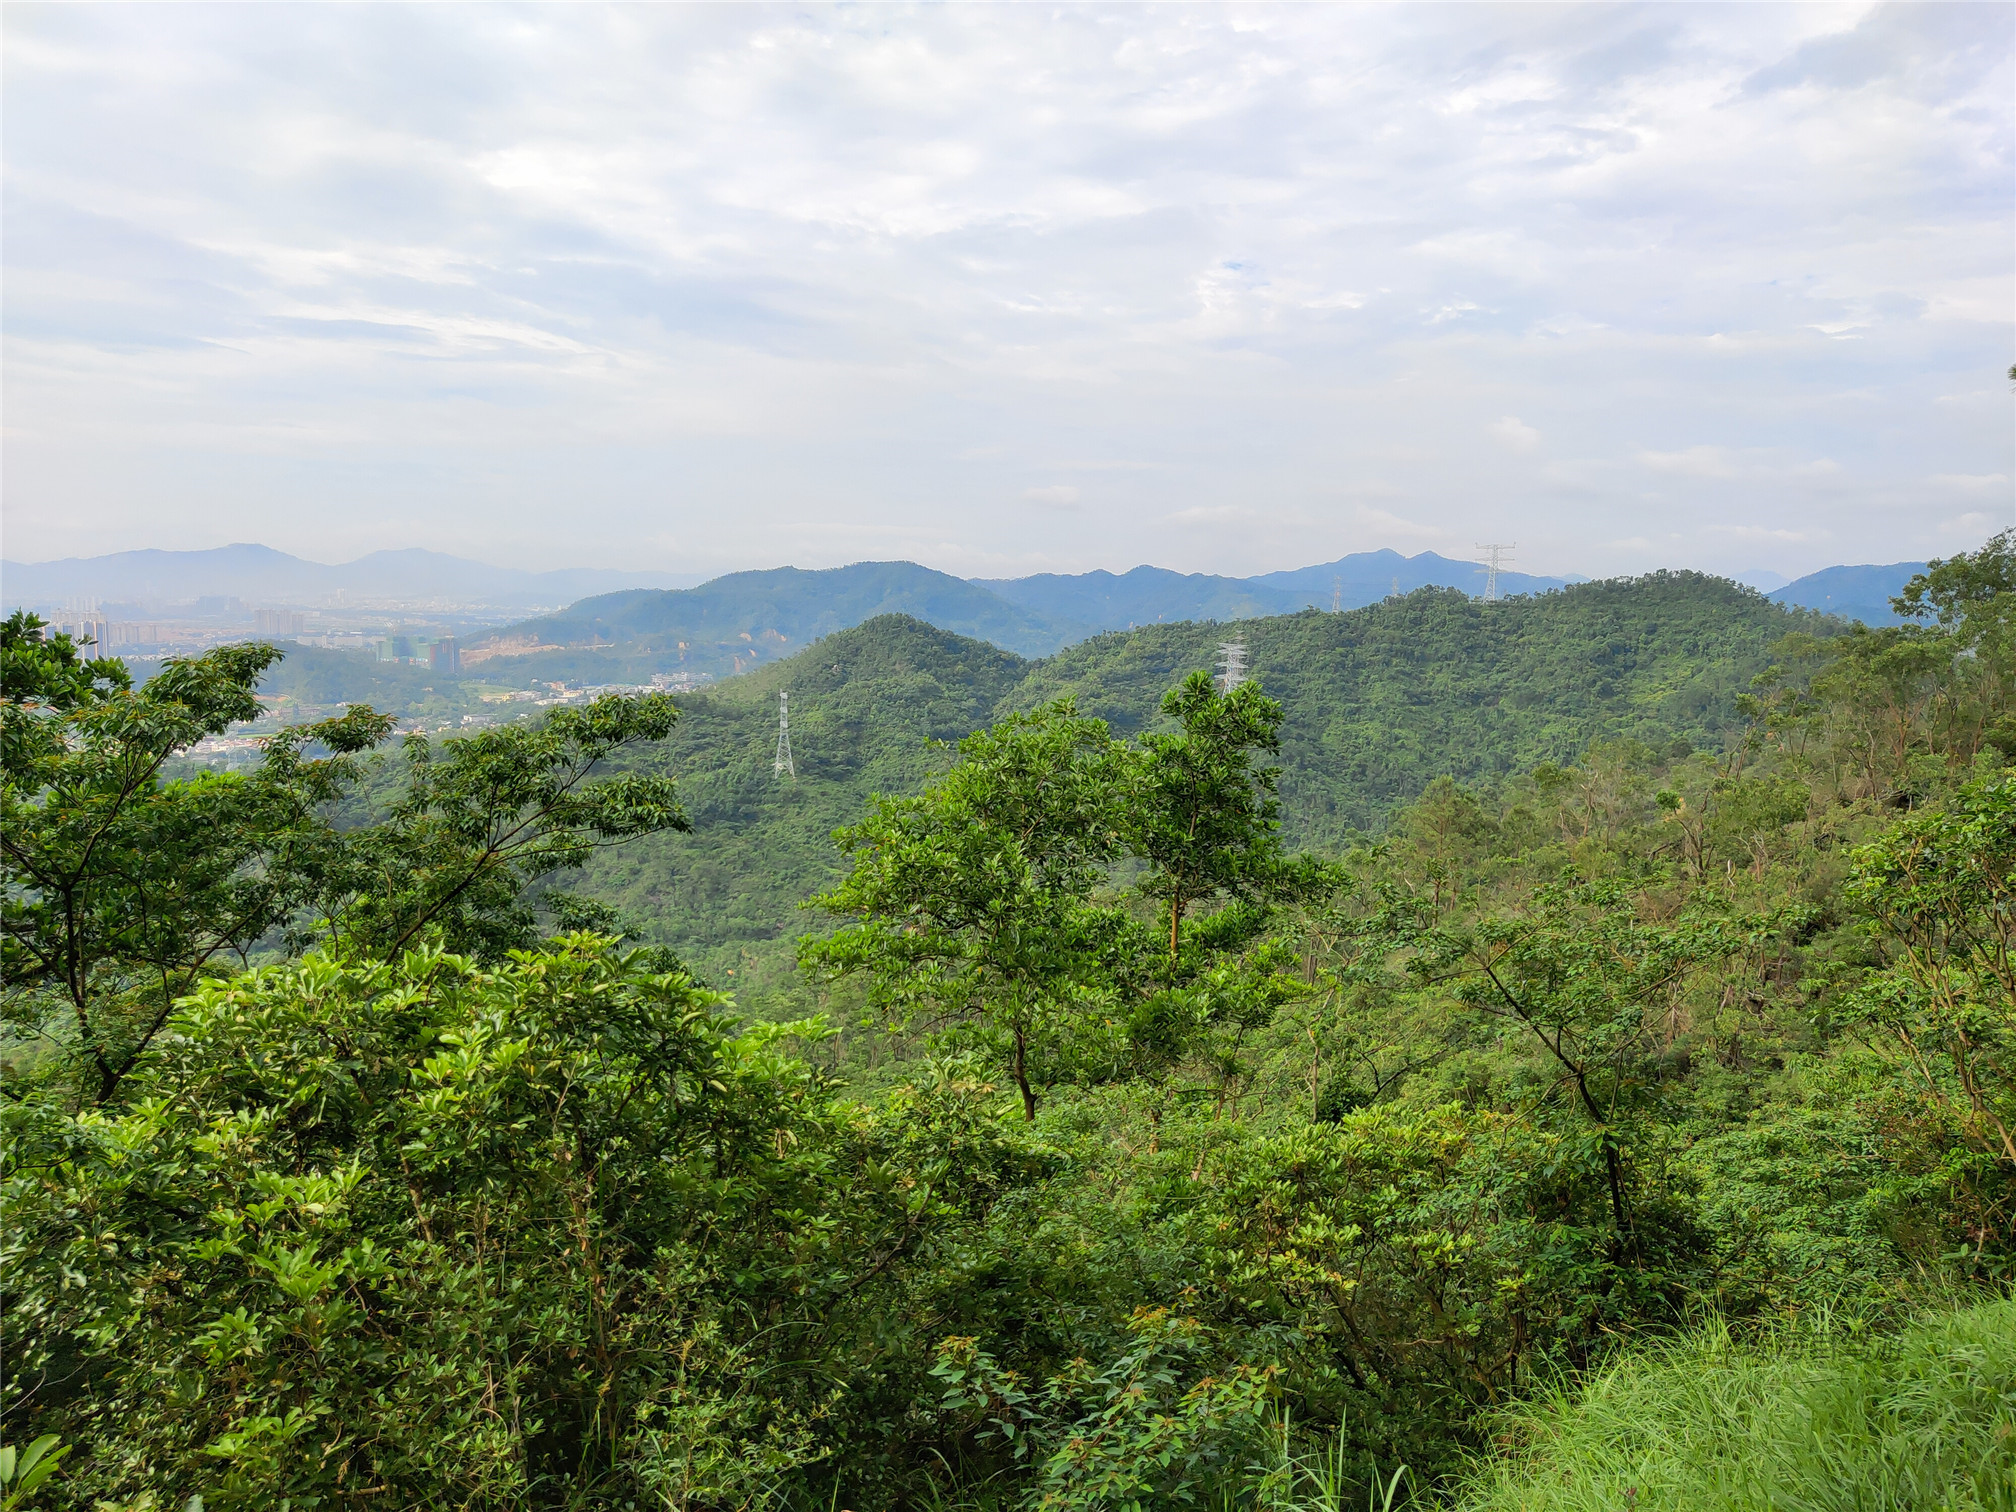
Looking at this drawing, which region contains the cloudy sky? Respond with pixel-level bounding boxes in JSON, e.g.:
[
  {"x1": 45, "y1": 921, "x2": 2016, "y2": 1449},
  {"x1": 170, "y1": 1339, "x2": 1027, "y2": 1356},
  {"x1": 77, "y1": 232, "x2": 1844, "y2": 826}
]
[{"x1": 3, "y1": 3, "x2": 2010, "y2": 582}]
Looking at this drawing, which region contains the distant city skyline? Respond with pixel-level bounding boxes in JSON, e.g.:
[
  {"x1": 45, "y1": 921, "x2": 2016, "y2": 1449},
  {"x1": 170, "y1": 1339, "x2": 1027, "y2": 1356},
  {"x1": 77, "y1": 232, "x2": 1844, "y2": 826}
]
[{"x1": 4, "y1": 5, "x2": 2011, "y2": 581}]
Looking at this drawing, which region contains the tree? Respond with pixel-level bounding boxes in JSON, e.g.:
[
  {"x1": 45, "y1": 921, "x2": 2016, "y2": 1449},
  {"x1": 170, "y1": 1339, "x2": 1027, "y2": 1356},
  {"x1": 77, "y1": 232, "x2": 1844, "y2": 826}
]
[
  {"x1": 1751, "y1": 531, "x2": 2016, "y2": 798},
  {"x1": 2, "y1": 641, "x2": 394, "y2": 1104},
  {"x1": 1117, "y1": 674, "x2": 1335, "y2": 1101},
  {"x1": 319, "y1": 694, "x2": 689, "y2": 960},
  {"x1": 1369, "y1": 876, "x2": 1783, "y2": 1260},
  {"x1": 804, "y1": 702, "x2": 1130, "y2": 1119},
  {"x1": 3, "y1": 633, "x2": 687, "y2": 1106},
  {"x1": 0, "y1": 939, "x2": 935, "y2": 1509},
  {"x1": 1128, "y1": 673, "x2": 1296, "y2": 964},
  {"x1": 1844, "y1": 773, "x2": 2016, "y2": 1186},
  {"x1": 0, "y1": 613, "x2": 130, "y2": 710}
]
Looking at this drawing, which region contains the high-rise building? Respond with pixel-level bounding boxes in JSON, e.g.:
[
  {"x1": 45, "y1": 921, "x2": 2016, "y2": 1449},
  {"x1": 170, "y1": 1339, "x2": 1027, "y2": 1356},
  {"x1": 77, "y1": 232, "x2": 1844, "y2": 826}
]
[
  {"x1": 429, "y1": 637, "x2": 461, "y2": 675},
  {"x1": 52, "y1": 612, "x2": 109, "y2": 647},
  {"x1": 253, "y1": 609, "x2": 307, "y2": 636}
]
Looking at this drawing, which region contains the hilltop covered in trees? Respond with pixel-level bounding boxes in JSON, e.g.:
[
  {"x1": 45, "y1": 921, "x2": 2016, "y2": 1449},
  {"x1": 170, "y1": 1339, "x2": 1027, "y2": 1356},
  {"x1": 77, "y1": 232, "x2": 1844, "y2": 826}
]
[
  {"x1": 573, "y1": 571, "x2": 1823, "y2": 983},
  {"x1": 2, "y1": 536, "x2": 2011, "y2": 1509}
]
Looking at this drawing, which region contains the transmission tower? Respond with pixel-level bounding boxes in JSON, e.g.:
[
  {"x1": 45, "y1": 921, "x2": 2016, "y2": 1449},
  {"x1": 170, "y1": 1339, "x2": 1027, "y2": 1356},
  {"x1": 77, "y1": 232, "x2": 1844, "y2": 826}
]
[
  {"x1": 1474, "y1": 542, "x2": 1516, "y2": 602},
  {"x1": 773, "y1": 690, "x2": 795, "y2": 777},
  {"x1": 1330, "y1": 576, "x2": 1343, "y2": 613},
  {"x1": 1216, "y1": 640, "x2": 1248, "y2": 693}
]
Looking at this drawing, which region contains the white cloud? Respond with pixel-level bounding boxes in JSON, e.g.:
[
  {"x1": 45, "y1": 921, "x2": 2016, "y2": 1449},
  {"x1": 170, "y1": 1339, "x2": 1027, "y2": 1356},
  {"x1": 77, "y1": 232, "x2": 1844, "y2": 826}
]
[
  {"x1": 1707, "y1": 524, "x2": 1829, "y2": 544},
  {"x1": 1167, "y1": 504, "x2": 1258, "y2": 526},
  {"x1": 1639, "y1": 446, "x2": 1741, "y2": 479},
  {"x1": 1938, "y1": 510, "x2": 2011, "y2": 538},
  {"x1": 1638, "y1": 448, "x2": 1848, "y2": 484},
  {"x1": 0, "y1": 3, "x2": 2009, "y2": 580},
  {"x1": 1023, "y1": 484, "x2": 1082, "y2": 509},
  {"x1": 1353, "y1": 506, "x2": 1450, "y2": 541}
]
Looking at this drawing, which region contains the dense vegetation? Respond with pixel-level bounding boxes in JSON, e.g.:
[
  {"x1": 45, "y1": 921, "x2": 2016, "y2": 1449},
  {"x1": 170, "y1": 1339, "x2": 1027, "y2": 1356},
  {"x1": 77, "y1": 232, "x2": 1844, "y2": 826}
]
[
  {"x1": 577, "y1": 571, "x2": 1820, "y2": 987},
  {"x1": 1455, "y1": 1298, "x2": 2015, "y2": 1511},
  {"x1": 2, "y1": 536, "x2": 2011, "y2": 1510}
]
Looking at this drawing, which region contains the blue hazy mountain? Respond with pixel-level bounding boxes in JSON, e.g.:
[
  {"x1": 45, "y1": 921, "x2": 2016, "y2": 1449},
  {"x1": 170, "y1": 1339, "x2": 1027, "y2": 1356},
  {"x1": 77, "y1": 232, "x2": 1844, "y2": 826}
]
[
  {"x1": 0, "y1": 544, "x2": 696, "y2": 610},
  {"x1": 1768, "y1": 562, "x2": 1924, "y2": 626},
  {"x1": 974, "y1": 566, "x2": 1304, "y2": 629},
  {"x1": 478, "y1": 551, "x2": 1584, "y2": 675},
  {"x1": 11, "y1": 540, "x2": 1935, "y2": 673},
  {"x1": 1251, "y1": 548, "x2": 1574, "y2": 606},
  {"x1": 477, "y1": 561, "x2": 1075, "y2": 666},
  {"x1": 975, "y1": 550, "x2": 1573, "y2": 635}
]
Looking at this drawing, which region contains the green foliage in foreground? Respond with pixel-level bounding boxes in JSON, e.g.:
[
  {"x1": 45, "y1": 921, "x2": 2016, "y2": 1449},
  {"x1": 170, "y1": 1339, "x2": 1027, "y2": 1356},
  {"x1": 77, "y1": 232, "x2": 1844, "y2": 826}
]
[
  {"x1": 1450, "y1": 1297, "x2": 2016, "y2": 1512},
  {"x1": 4, "y1": 536, "x2": 2013, "y2": 1509},
  {"x1": 3, "y1": 617, "x2": 688, "y2": 1108},
  {"x1": 3, "y1": 944, "x2": 892, "y2": 1508}
]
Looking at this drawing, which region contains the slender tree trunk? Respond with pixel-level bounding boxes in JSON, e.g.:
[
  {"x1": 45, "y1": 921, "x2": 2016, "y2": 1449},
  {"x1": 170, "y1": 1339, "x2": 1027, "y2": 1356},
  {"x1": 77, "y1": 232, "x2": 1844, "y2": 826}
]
[{"x1": 1012, "y1": 1022, "x2": 1036, "y2": 1121}]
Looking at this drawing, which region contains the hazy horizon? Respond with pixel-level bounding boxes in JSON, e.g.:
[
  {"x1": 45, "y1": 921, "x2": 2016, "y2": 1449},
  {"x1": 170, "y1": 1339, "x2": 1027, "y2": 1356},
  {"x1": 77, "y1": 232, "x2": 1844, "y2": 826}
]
[
  {"x1": 4, "y1": 4, "x2": 2011, "y2": 582},
  {"x1": 1, "y1": 533, "x2": 1933, "y2": 598}
]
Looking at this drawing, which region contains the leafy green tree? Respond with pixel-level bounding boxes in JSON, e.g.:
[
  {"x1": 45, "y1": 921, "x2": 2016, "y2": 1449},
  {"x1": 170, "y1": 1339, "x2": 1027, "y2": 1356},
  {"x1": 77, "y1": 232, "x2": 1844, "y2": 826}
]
[
  {"x1": 1894, "y1": 527, "x2": 2016, "y2": 761},
  {"x1": 0, "y1": 613, "x2": 129, "y2": 710},
  {"x1": 1844, "y1": 773, "x2": 2016, "y2": 1190},
  {"x1": 2, "y1": 641, "x2": 393, "y2": 1104},
  {"x1": 0, "y1": 940, "x2": 947, "y2": 1509},
  {"x1": 804, "y1": 702, "x2": 1129, "y2": 1118},
  {"x1": 1370, "y1": 877, "x2": 1784, "y2": 1260},
  {"x1": 4, "y1": 634, "x2": 685, "y2": 1106},
  {"x1": 1128, "y1": 672, "x2": 1296, "y2": 963},
  {"x1": 1117, "y1": 674, "x2": 1336, "y2": 1102},
  {"x1": 1894, "y1": 527, "x2": 2015, "y2": 632},
  {"x1": 321, "y1": 694, "x2": 688, "y2": 960},
  {"x1": 932, "y1": 1309, "x2": 1275, "y2": 1510},
  {"x1": 1747, "y1": 531, "x2": 2016, "y2": 797}
]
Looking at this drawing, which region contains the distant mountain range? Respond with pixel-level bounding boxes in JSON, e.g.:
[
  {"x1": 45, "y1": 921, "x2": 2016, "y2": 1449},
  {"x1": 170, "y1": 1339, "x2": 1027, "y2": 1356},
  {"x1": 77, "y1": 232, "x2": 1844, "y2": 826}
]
[
  {"x1": 465, "y1": 549, "x2": 1932, "y2": 685},
  {"x1": 974, "y1": 549, "x2": 1575, "y2": 628},
  {"x1": 0, "y1": 544, "x2": 700, "y2": 611},
  {"x1": 469, "y1": 551, "x2": 1581, "y2": 676},
  {"x1": 479, "y1": 562, "x2": 1069, "y2": 664},
  {"x1": 1765, "y1": 562, "x2": 1922, "y2": 627},
  {"x1": 3, "y1": 542, "x2": 1927, "y2": 667}
]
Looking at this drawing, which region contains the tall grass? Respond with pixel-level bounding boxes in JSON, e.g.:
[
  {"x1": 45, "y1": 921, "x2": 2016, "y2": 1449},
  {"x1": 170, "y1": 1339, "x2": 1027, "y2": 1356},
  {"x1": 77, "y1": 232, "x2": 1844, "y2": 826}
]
[{"x1": 1448, "y1": 1296, "x2": 2016, "y2": 1512}]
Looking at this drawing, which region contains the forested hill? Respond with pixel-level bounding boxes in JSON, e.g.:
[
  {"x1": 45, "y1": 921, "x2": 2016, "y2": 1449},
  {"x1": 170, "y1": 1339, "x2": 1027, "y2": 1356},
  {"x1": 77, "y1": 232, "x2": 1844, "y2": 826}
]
[
  {"x1": 467, "y1": 559, "x2": 1077, "y2": 670},
  {"x1": 16, "y1": 540, "x2": 2007, "y2": 1509},
  {"x1": 581, "y1": 572, "x2": 1822, "y2": 976},
  {"x1": 1012, "y1": 570, "x2": 1811, "y2": 843},
  {"x1": 580, "y1": 616, "x2": 1027, "y2": 964}
]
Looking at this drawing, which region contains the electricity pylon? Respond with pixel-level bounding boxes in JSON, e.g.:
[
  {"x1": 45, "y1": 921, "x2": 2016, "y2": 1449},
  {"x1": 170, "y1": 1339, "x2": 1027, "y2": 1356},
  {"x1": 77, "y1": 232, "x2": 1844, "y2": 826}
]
[
  {"x1": 1216, "y1": 640, "x2": 1248, "y2": 693},
  {"x1": 1475, "y1": 543, "x2": 1516, "y2": 602},
  {"x1": 1330, "y1": 576, "x2": 1343, "y2": 613},
  {"x1": 773, "y1": 690, "x2": 795, "y2": 777}
]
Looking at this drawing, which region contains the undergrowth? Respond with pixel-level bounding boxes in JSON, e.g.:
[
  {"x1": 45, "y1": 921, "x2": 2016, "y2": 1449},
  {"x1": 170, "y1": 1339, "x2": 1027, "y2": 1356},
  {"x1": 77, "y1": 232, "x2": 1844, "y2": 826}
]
[{"x1": 1443, "y1": 1296, "x2": 2016, "y2": 1512}]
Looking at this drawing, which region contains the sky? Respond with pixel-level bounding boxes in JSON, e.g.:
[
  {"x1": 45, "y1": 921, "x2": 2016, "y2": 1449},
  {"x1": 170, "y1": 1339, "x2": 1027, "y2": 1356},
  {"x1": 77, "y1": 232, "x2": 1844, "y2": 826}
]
[{"x1": 3, "y1": 3, "x2": 2011, "y2": 583}]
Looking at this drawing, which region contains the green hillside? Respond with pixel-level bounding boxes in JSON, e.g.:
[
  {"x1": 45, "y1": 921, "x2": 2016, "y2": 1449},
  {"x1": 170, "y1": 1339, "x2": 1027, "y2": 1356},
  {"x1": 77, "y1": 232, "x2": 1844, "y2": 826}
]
[
  {"x1": 578, "y1": 574, "x2": 1823, "y2": 980},
  {"x1": 579, "y1": 616, "x2": 1026, "y2": 977},
  {"x1": 9, "y1": 536, "x2": 2008, "y2": 1511},
  {"x1": 1013, "y1": 571, "x2": 1816, "y2": 844},
  {"x1": 466, "y1": 559, "x2": 1081, "y2": 680},
  {"x1": 974, "y1": 563, "x2": 1305, "y2": 626}
]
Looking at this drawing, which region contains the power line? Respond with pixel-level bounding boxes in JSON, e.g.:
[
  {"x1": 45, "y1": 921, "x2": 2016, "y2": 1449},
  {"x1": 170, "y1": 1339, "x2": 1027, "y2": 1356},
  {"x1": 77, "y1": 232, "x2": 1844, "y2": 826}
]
[
  {"x1": 1216, "y1": 640, "x2": 1247, "y2": 693},
  {"x1": 1475, "y1": 542, "x2": 1516, "y2": 603},
  {"x1": 773, "y1": 690, "x2": 795, "y2": 778}
]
